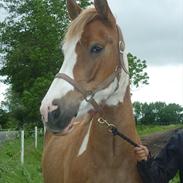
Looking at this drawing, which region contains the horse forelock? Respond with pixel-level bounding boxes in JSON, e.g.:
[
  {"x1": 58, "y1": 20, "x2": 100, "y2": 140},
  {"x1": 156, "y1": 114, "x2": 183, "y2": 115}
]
[{"x1": 64, "y1": 8, "x2": 98, "y2": 43}]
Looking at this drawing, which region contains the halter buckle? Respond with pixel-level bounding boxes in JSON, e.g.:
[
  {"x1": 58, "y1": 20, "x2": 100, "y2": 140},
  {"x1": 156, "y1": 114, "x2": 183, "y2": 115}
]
[{"x1": 85, "y1": 91, "x2": 94, "y2": 102}]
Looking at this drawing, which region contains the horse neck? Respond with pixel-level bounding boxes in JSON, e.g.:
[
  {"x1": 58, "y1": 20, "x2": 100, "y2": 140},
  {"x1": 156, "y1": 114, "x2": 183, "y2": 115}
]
[{"x1": 88, "y1": 87, "x2": 140, "y2": 161}]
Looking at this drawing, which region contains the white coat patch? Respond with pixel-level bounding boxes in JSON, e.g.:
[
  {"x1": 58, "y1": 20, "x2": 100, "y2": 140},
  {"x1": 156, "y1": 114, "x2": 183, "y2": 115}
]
[{"x1": 77, "y1": 119, "x2": 93, "y2": 156}]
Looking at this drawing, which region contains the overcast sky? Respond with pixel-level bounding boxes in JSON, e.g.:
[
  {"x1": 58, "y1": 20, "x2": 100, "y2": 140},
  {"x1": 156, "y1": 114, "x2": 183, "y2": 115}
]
[
  {"x1": 107, "y1": 0, "x2": 183, "y2": 105},
  {"x1": 107, "y1": 0, "x2": 183, "y2": 66},
  {"x1": 0, "y1": 0, "x2": 183, "y2": 106}
]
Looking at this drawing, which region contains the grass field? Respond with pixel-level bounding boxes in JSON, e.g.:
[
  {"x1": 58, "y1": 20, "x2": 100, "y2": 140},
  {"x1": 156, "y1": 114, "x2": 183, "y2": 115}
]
[
  {"x1": 0, "y1": 124, "x2": 182, "y2": 183},
  {"x1": 0, "y1": 136, "x2": 43, "y2": 183},
  {"x1": 137, "y1": 124, "x2": 183, "y2": 136}
]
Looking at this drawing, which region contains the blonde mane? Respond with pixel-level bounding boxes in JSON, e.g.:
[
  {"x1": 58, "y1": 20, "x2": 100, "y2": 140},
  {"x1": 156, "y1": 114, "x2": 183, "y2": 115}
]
[{"x1": 64, "y1": 8, "x2": 98, "y2": 42}]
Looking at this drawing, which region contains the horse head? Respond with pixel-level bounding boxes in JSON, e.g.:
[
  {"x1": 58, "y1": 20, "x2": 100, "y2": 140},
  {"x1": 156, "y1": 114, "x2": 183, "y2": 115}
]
[{"x1": 40, "y1": 0, "x2": 129, "y2": 134}]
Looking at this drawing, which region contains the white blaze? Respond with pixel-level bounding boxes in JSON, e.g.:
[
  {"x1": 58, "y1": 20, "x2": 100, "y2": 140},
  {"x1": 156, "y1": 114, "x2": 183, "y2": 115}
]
[{"x1": 40, "y1": 36, "x2": 80, "y2": 122}]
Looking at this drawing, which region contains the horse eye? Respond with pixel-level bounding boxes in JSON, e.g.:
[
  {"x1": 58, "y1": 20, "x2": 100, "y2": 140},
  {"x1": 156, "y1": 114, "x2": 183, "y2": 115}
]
[{"x1": 90, "y1": 45, "x2": 103, "y2": 54}]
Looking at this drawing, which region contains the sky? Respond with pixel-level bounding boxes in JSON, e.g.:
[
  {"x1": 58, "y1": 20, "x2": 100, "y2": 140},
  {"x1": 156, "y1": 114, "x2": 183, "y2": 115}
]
[
  {"x1": 107, "y1": 0, "x2": 183, "y2": 106},
  {"x1": 0, "y1": 0, "x2": 183, "y2": 106}
]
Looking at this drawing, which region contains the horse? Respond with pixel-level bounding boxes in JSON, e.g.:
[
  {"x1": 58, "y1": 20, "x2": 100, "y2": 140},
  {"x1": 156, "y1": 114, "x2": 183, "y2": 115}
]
[{"x1": 40, "y1": 0, "x2": 142, "y2": 182}]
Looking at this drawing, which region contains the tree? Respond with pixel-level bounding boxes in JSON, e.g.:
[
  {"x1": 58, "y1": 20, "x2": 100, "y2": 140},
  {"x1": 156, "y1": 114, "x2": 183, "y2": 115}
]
[
  {"x1": 133, "y1": 101, "x2": 143, "y2": 123},
  {"x1": 133, "y1": 102, "x2": 183, "y2": 124},
  {"x1": 0, "y1": 108, "x2": 8, "y2": 128},
  {"x1": 128, "y1": 53, "x2": 149, "y2": 88},
  {"x1": 140, "y1": 102, "x2": 156, "y2": 124},
  {"x1": 0, "y1": 0, "x2": 91, "y2": 128},
  {"x1": 158, "y1": 103, "x2": 183, "y2": 124}
]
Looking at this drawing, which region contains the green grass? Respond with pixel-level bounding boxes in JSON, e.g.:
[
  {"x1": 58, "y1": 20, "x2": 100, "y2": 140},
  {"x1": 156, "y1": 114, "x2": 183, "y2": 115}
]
[
  {"x1": 137, "y1": 124, "x2": 183, "y2": 136},
  {"x1": 0, "y1": 135, "x2": 43, "y2": 183},
  {"x1": 0, "y1": 124, "x2": 182, "y2": 183},
  {"x1": 169, "y1": 173, "x2": 180, "y2": 183}
]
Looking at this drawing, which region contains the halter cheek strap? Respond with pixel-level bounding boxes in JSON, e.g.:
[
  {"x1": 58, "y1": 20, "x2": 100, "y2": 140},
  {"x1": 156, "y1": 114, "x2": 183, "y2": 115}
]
[{"x1": 117, "y1": 25, "x2": 129, "y2": 75}]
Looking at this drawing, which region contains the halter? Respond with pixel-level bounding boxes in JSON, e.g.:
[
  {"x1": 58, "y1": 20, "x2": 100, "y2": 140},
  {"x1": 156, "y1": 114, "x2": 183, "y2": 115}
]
[{"x1": 54, "y1": 26, "x2": 138, "y2": 147}]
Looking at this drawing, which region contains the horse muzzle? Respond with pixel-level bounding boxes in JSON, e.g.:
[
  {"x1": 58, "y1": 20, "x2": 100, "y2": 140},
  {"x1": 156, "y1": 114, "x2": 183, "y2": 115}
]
[{"x1": 44, "y1": 93, "x2": 82, "y2": 134}]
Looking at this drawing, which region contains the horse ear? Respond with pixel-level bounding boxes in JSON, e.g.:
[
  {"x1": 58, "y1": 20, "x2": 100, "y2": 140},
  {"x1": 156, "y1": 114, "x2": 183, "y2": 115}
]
[
  {"x1": 94, "y1": 0, "x2": 115, "y2": 25},
  {"x1": 67, "y1": 0, "x2": 82, "y2": 20}
]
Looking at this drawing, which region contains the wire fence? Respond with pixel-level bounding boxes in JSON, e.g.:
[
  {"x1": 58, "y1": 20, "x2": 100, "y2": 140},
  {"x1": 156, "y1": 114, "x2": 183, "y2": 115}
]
[{"x1": 0, "y1": 126, "x2": 45, "y2": 165}]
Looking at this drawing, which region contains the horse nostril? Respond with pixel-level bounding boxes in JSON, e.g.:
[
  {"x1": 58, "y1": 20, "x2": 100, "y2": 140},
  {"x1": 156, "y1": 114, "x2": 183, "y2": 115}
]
[
  {"x1": 53, "y1": 107, "x2": 60, "y2": 119},
  {"x1": 48, "y1": 107, "x2": 60, "y2": 123},
  {"x1": 52, "y1": 99, "x2": 60, "y2": 106}
]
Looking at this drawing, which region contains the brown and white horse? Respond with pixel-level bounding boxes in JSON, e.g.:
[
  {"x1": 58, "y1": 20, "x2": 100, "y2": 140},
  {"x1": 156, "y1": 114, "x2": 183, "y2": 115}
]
[{"x1": 40, "y1": 0, "x2": 142, "y2": 182}]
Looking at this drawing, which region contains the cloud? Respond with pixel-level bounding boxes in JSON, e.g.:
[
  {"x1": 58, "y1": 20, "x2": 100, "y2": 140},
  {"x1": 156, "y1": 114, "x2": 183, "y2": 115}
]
[
  {"x1": 131, "y1": 65, "x2": 183, "y2": 106},
  {"x1": 108, "y1": 0, "x2": 183, "y2": 66}
]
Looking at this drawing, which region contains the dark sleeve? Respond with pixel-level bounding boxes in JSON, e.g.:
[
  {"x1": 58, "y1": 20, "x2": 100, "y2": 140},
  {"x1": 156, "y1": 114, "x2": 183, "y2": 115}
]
[{"x1": 137, "y1": 133, "x2": 180, "y2": 183}]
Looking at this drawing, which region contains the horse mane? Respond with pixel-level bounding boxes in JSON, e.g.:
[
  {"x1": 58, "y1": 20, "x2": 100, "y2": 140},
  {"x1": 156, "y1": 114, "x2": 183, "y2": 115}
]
[{"x1": 64, "y1": 7, "x2": 98, "y2": 42}]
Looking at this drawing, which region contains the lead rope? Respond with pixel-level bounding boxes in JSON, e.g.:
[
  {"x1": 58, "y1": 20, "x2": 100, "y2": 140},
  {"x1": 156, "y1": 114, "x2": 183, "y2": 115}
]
[{"x1": 97, "y1": 117, "x2": 139, "y2": 147}]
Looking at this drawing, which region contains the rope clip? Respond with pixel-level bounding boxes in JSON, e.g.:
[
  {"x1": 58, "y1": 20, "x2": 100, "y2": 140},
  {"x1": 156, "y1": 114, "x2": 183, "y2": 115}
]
[{"x1": 97, "y1": 117, "x2": 116, "y2": 132}]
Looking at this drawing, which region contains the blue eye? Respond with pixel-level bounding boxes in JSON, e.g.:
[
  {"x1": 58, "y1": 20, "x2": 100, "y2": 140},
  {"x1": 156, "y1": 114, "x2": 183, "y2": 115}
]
[{"x1": 90, "y1": 45, "x2": 103, "y2": 54}]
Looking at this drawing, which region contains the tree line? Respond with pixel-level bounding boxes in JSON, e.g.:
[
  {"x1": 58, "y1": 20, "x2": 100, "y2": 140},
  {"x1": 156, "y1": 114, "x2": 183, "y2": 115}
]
[{"x1": 133, "y1": 102, "x2": 183, "y2": 125}]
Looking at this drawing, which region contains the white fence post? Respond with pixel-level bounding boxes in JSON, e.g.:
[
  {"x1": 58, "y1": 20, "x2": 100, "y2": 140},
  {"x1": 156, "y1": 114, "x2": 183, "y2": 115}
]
[
  {"x1": 44, "y1": 125, "x2": 46, "y2": 135},
  {"x1": 21, "y1": 130, "x2": 24, "y2": 164},
  {"x1": 35, "y1": 126, "x2": 38, "y2": 149}
]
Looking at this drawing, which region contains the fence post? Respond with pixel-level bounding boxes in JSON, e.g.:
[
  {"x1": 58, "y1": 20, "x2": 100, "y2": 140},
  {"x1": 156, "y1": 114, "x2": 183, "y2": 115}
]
[
  {"x1": 44, "y1": 125, "x2": 46, "y2": 135},
  {"x1": 35, "y1": 126, "x2": 38, "y2": 149},
  {"x1": 21, "y1": 130, "x2": 24, "y2": 164}
]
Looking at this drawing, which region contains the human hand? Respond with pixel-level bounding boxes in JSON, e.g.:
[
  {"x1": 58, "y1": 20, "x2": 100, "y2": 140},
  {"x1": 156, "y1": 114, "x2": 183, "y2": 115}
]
[{"x1": 134, "y1": 145, "x2": 149, "y2": 161}]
